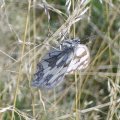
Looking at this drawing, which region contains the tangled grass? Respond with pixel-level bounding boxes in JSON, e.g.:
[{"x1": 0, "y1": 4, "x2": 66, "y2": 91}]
[{"x1": 0, "y1": 0, "x2": 120, "y2": 120}]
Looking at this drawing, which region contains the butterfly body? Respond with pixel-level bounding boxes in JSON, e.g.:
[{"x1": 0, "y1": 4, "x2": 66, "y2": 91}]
[{"x1": 32, "y1": 38, "x2": 90, "y2": 89}]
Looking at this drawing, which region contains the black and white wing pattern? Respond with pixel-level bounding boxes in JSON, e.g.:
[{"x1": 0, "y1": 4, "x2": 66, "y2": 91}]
[
  {"x1": 32, "y1": 40, "x2": 75, "y2": 89},
  {"x1": 32, "y1": 38, "x2": 90, "y2": 89}
]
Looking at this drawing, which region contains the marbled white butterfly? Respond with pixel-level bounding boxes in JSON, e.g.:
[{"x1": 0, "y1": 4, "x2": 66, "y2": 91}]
[{"x1": 32, "y1": 38, "x2": 90, "y2": 89}]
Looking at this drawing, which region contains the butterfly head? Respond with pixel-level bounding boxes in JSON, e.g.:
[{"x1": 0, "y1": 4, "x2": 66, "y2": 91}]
[
  {"x1": 72, "y1": 38, "x2": 80, "y2": 46},
  {"x1": 61, "y1": 38, "x2": 80, "y2": 48}
]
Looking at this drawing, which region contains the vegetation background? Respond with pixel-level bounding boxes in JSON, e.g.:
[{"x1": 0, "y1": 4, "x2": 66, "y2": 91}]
[{"x1": 0, "y1": 0, "x2": 120, "y2": 120}]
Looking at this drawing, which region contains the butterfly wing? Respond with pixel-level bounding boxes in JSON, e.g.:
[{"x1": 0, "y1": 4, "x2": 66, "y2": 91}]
[
  {"x1": 32, "y1": 47, "x2": 74, "y2": 89},
  {"x1": 66, "y1": 44, "x2": 90, "y2": 74}
]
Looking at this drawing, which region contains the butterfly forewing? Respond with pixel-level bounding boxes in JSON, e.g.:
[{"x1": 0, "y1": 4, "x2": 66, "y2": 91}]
[{"x1": 32, "y1": 44, "x2": 74, "y2": 89}]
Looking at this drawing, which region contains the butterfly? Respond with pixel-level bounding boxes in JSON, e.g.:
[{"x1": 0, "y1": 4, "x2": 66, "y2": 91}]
[{"x1": 31, "y1": 38, "x2": 90, "y2": 89}]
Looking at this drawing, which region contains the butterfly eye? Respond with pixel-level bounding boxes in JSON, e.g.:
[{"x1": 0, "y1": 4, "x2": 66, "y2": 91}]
[{"x1": 74, "y1": 39, "x2": 80, "y2": 44}]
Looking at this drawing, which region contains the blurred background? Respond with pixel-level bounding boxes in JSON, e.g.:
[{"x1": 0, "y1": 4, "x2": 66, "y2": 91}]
[{"x1": 0, "y1": 0, "x2": 120, "y2": 120}]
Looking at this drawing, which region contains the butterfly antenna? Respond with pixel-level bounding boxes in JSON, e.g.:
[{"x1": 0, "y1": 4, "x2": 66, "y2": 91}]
[{"x1": 81, "y1": 35, "x2": 97, "y2": 44}]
